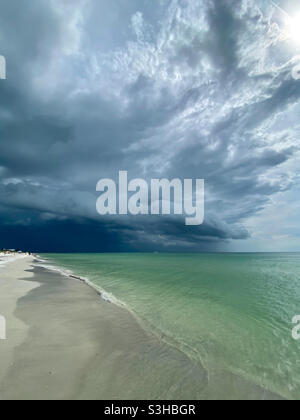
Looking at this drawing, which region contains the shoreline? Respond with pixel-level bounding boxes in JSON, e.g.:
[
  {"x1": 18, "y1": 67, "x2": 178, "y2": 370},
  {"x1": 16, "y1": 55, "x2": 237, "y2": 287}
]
[
  {"x1": 0, "y1": 256, "x2": 210, "y2": 399},
  {"x1": 31, "y1": 256, "x2": 209, "y2": 383},
  {"x1": 34, "y1": 256, "x2": 127, "y2": 307},
  {"x1": 0, "y1": 255, "x2": 285, "y2": 400},
  {"x1": 34, "y1": 255, "x2": 286, "y2": 400},
  {"x1": 34, "y1": 257, "x2": 212, "y2": 370}
]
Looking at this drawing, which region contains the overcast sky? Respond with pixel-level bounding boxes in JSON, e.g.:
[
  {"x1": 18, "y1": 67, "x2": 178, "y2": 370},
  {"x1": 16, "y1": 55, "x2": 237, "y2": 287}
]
[{"x1": 0, "y1": 0, "x2": 300, "y2": 252}]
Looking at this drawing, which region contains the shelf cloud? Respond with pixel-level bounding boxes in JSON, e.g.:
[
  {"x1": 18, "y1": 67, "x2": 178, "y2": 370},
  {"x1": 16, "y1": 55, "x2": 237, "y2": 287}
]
[{"x1": 0, "y1": 0, "x2": 300, "y2": 252}]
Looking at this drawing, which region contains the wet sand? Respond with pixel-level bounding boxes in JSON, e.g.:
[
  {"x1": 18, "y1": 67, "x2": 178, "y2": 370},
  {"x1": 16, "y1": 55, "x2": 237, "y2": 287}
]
[
  {"x1": 0, "y1": 258, "x2": 208, "y2": 399},
  {"x1": 0, "y1": 257, "x2": 283, "y2": 400}
]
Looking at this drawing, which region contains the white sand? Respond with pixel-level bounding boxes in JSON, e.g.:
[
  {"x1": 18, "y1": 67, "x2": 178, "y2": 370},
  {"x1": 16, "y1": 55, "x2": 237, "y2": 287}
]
[
  {"x1": 0, "y1": 257, "x2": 208, "y2": 400},
  {"x1": 0, "y1": 253, "x2": 26, "y2": 265},
  {"x1": 0, "y1": 256, "x2": 39, "y2": 391},
  {"x1": 0, "y1": 256, "x2": 282, "y2": 400}
]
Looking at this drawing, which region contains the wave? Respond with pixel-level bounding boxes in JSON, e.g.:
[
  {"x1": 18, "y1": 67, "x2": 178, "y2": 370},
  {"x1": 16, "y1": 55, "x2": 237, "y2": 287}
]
[
  {"x1": 34, "y1": 256, "x2": 126, "y2": 308},
  {"x1": 33, "y1": 254, "x2": 291, "y2": 400},
  {"x1": 34, "y1": 256, "x2": 204, "y2": 367},
  {"x1": 34, "y1": 255, "x2": 284, "y2": 399}
]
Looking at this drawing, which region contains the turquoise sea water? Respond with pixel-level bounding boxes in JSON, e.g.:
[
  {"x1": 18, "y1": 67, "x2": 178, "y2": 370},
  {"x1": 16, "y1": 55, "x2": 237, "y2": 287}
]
[{"x1": 41, "y1": 253, "x2": 300, "y2": 399}]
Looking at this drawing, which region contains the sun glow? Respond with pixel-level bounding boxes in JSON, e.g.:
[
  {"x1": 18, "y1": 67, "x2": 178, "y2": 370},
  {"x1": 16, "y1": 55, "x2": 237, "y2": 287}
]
[
  {"x1": 271, "y1": 1, "x2": 300, "y2": 45},
  {"x1": 285, "y1": 12, "x2": 300, "y2": 44}
]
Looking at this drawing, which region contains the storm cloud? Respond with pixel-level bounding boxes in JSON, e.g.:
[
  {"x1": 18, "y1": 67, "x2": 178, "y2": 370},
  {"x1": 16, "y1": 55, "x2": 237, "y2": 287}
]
[{"x1": 0, "y1": 0, "x2": 300, "y2": 252}]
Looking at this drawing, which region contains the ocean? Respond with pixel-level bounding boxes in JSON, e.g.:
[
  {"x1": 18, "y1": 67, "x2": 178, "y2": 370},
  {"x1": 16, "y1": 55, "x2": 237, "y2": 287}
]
[{"x1": 40, "y1": 253, "x2": 300, "y2": 400}]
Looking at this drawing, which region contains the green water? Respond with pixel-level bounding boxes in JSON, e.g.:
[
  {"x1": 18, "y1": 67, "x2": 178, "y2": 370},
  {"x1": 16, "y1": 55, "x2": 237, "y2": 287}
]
[{"x1": 41, "y1": 253, "x2": 300, "y2": 399}]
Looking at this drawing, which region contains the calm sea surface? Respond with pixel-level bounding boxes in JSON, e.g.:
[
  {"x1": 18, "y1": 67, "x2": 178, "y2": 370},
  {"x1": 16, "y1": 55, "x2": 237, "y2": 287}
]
[{"x1": 41, "y1": 253, "x2": 300, "y2": 399}]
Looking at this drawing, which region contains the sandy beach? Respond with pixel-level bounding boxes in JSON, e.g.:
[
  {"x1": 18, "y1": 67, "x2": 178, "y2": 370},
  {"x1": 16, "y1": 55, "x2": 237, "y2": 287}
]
[
  {"x1": 0, "y1": 256, "x2": 39, "y2": 390},
  {"x1": 0, "y1": 255, "x2": 284, "y2": 400},
  {"x1": 0, "y1": 255, "x2": 207, "y2": 400}
]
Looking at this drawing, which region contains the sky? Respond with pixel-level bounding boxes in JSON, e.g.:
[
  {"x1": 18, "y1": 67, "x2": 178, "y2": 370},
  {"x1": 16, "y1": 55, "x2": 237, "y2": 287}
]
[{"x1": 0, "y1": 0, "x2": 300, "y2": 253}]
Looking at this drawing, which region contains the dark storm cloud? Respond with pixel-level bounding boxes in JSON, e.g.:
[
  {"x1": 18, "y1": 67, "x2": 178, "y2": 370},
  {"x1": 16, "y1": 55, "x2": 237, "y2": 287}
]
[{"x1": 0, "y1": 0, "x2": 300, "y2": 251}]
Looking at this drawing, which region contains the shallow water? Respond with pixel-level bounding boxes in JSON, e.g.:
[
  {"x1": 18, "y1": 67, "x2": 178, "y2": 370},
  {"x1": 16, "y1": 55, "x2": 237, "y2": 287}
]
[{"x1": 41, "y1": 253, "x2": 300, "y2": 399}]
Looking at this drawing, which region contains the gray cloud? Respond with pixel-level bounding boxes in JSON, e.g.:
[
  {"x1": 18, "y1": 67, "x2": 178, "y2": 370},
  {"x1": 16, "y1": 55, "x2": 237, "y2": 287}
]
[{"x1": 0, "y1": 0, "x2": 300, "y2": 251}]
